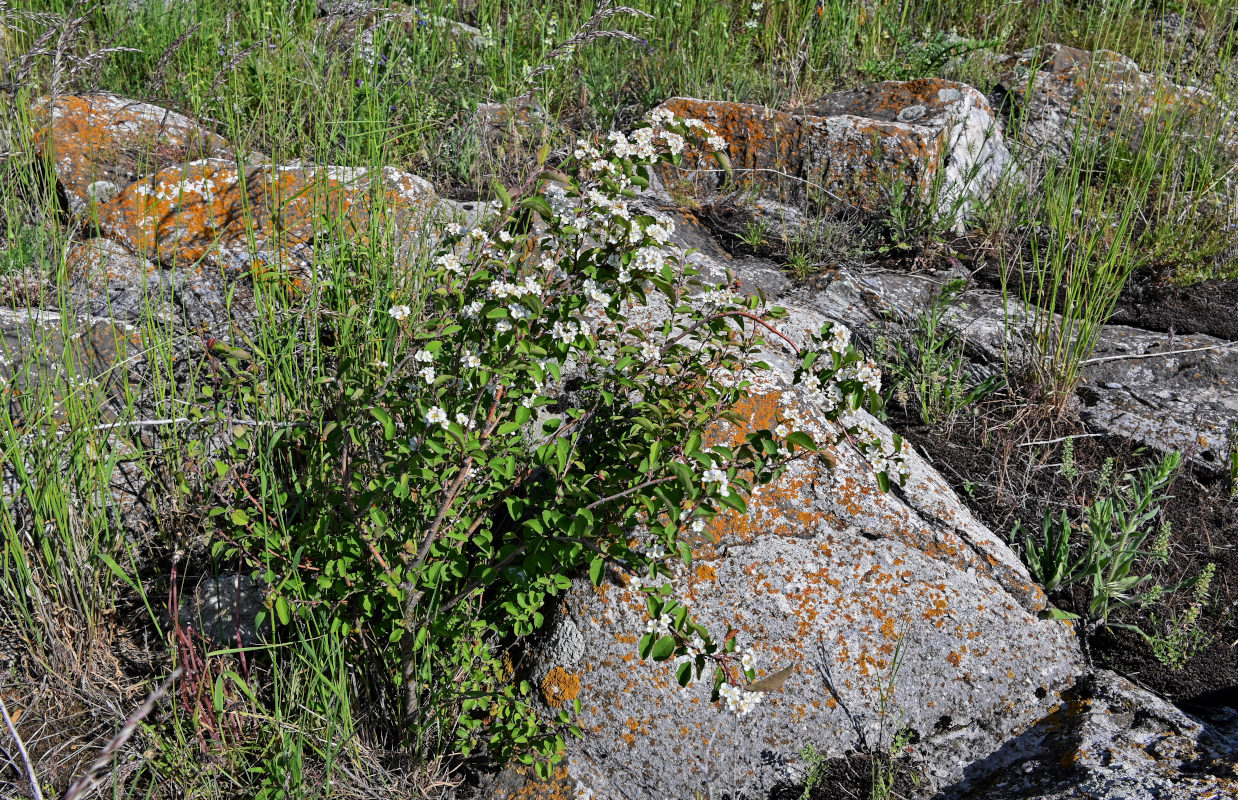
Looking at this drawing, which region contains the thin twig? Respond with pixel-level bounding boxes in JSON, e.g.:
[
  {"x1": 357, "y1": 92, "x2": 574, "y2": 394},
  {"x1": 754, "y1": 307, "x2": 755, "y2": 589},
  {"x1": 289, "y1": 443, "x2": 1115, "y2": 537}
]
[
  {"x1": 0, "y1": 691, "x2": 44, "y2": 800},
  {"x1": 1079, "y1": 341, "x2": 1236, "y2": 366},
  {"x1": 1018, "y1": 433, "x2": 1105, "y2": 448}
]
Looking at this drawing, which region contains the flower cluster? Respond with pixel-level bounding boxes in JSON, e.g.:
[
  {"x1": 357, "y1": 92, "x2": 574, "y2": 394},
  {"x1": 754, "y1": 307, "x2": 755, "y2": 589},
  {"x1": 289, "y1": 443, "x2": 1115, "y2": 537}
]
[
  {"x1": 844, "y1": 413, "x2": 913, "y2": 482},
  {"x1": 719, "y1": 681, "x2": 763, "y2": 716},
  {"x1": 793, "y1": 323, "x2": 911, "y2": 488}
]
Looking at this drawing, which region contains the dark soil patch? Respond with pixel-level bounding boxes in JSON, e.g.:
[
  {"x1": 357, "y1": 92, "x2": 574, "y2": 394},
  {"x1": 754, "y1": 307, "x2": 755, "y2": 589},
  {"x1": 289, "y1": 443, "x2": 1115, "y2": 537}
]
[
  {"x1": 769, "y1": 750, "x2": 922, "y2": 800},
  {"x1": 886, "y1": 400, "x2": 1238, "y2": 709},
  {"x1": 1108, "y1": 266, "x2": 1238, "y2": 342},
  {"x1": 956, "y1": 238, "x2": 1238, "y2": 341}
]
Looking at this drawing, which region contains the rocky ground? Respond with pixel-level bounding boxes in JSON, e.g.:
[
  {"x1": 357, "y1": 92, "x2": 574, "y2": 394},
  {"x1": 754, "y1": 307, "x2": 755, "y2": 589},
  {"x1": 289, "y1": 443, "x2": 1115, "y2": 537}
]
[{"x1": 2, "y1": 2, "x2": 1237, "y2": 799}]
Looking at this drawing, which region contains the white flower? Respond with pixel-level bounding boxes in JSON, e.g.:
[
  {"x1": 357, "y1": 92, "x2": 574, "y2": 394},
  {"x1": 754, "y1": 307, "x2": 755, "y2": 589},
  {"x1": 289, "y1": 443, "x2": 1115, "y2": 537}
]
[
  {"x1": 701, "y1": 287, "x2": 739, "y2": 308},
  {"x1": 774, "y1": 423, "x2": 789, "y2": 438},
  {"x1": 455, "y1": 412, "x2": 475, "y2": 429},
  {"x1": 388, "y1": 304, "x2": 411, "y2": 320},
  {"x1": 436, "y1": 253, "x2": 464, "y2": 274},
  {"x1": 827, "y1": 324, "x2": 851, "y2": 353},
  {"x1": 463, "y1": 300, "x2": 484, "y2": 319},
  {"x1": 498, "y1": 230, "x2": 514, "y2": 243},
  {"x1": 574, "y1": 138, "x2": 601, "y2": 160},
  {"x1": 628, "y1": 574, "x2": 644, "y2": 594},
  {"x1": 419, "y1": 366, "x2": 436, "y2": 384},
  {"x1": 490, "y1": 199, "x2": 504, "y2": 210},
  {"x1": 650, "y1": 107, "x2": 675, "y2": 126},
  {"x1": 744, "y1": 18, "x2": 758, "y2": 29},
  {"x1": 552, "y1": 320, "x2": 581, "y2": 344},
  {"x1": 691, "y1": 518, "x2": 705, "y2": 534},
  {"x1": 495, "y1": 319, "x2": 513, "y2": 334},
  {"x1": 521, "y1": 394, "x2": 537, "y2": 408},
  {"x1": 719, "y1": 681, "x2": 763, "y2": 716},
  {"x1": 640, "y1": 340, "x2": 661, "y2": 361},
  {"x1": 684, "y1": 118, "x2": 707, "y2": 130},
  {"x1": 607, "y1": 130, "x2": 632, "y2": 158},
  {"x1": 425, "y1": 406, "x2": 449, "y2": 428},
  {"x1": 509, "y1": 303, "x2": 531, "y2": 321},
  {"x1": 644, "y1": 222, "x2": 673, "y2": 245},
  {"x1": 645, "y1": 612, "x2": 672, "y2": 637},
  {"x1": 468, "y1": 228, "x2": 489, "y2": 243},
  {"x1": 660, "y1": 131, "x2": 686, "y2": 155},
  {"x1": 707, "y1": 135, "x2": 727, "y2": 152},
  {"x1": 740, "y1": 649, "x2": 757, "y2": 671},
  {"x1": 751, "y1": 1, "x2": 763, "y2": 10},
  {"x1": 373, "y1": 360, "x2": 389, "y2": 368},
  {"x1": 463, "y1": 352, "x2": 482, "y2": 369},
  {"x1": 583, "y1": 278, "x2": 612, "y2": 306},
  {"x1": 414, "y1": 350, "x2": 435, "y2": 363},
  {"x1": 687, "y1": 635, "x2": 706, "y2": 658},
  {"x1": 644, "y1": 541, "x2": 667, "y2": 559},
  {"x1": 445, "y1": 222, "x2": 463, "y2": 236}
]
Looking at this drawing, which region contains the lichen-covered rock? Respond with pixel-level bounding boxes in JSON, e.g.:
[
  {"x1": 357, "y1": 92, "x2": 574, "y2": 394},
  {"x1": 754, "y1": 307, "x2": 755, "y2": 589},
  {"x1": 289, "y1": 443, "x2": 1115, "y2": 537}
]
[
  {"x1": 180, "y1": 573, "x2": 268, "y2": 647},
  {"x1": 0, "y1": 305, "x2": 144, "y2": 415},
  {"x1": 652, "y1": 79, "x2": 1009, "y2": 228},
  {"x1": 63, "y1": 238, "x2": 249, "y2": 334},
  {"x1": 529, "y1": 303, "x2": 1080, "y2": 799},
  {"x1": 791, "y1": 266, "x2": 1238, "y2": 470},
  {"x1": 94, "y1": 159, "x2": 441, "y2": 279},
  {"x1": 31, "y1": 93, "x2": 251, "y2": 216},
  {"x1": 947, "y1": 670, "x2": 1238, "y2": 799},
  {"x1": 994, "y1": 43, "x2": 1238, "y2": 164}
]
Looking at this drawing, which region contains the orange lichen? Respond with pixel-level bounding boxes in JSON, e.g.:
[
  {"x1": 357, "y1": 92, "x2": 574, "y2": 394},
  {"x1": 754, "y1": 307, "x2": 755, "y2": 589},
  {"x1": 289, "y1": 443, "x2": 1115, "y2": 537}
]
[{"x1": 540, "y1": 667, "x2": 581, "y2": 709}]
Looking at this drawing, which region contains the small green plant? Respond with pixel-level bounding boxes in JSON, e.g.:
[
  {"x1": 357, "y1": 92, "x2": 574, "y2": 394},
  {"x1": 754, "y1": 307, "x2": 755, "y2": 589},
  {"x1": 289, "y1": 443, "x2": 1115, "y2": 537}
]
[
  {"x1": 866, "y1": 634, "x2": 918, "y2": 800},
  {"x1": 1150, "y1": 562, "x2": 1216, "y2": 670},
  {"x1": 881, "y1": 278, "x2": 1002, "y2": 425},
  {"x1": 858, "y1": 20, "x2": 996, "y2": 82},
  {"x1": 740, "y1": 218, "x2": 771, "y2": 249},
  {"x1": 1014, "y1": 451, "x2": 1182, "y2": 625},
  {"x1": 782, "y1": 216, "x2": 862, "y2": 280},
  {"x1": 1058, "y1": 437, "x2": 1079, "y2": 481},
  {"x1": 797, "y1": 742, "x2": 830, "y2": 800}
]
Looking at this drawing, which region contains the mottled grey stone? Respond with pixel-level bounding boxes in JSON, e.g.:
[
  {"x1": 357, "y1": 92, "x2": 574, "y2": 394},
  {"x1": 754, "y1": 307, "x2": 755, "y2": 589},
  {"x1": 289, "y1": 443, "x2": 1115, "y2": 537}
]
[
  {"x1": 797, "y1": 268, "x2": 1238, "y2": 470},
  {"x1": 181, "y1": 573, "x2": 267, "y2": 646},
  {"x1": 944, "y1": 670, "x2": 1238, "y2": 799},
  {"x1": 63, "y1": 237, "x2": 250, "y2": 335},
  {"x1": 530, "y1": 297, "x2": 1081, "y2": 799},
  {"x1": 995, "y1": 43, "x2": 1238, "y2": 166}
]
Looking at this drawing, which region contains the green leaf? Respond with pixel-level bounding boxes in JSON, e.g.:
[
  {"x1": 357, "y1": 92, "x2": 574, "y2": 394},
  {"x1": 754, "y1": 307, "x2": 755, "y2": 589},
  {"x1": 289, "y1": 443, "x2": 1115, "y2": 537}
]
[
  {"x1": 493, "y1": 181, "x2": 513, "y2": 209},
  {"x1": 230, "y1": 509, "x2": 249, "y2": 527},
  {"x1": 589, "y1": 557, "x2": 604, "y2": 586},
  {"x1": 651, "y1": 635, "x2": 676, "y2": 661},
  {"x1": 677, "y1": 661, "x2": 693, "y2": 687},
  {"x1": 717, "y1": 492, "x2": 747, "y2": 514},
  {"x1": 521, "y1": 196, "x2": 554, "y2": 219},
  {"x1": 274, "y1": 595, "x2": 291, "y2": 626},
  {"x1": 371, "y1": 407, "x2": 395, "y2": 440},
  {"x1": 638, "y1": 632, "x2": 655, "y2": 659},
  {"x1": 786, "y1": 431, "x2": 816, "y2": 451},
  {"x1": 668, "y1": 461, "x2": 695, "y2": 490}
]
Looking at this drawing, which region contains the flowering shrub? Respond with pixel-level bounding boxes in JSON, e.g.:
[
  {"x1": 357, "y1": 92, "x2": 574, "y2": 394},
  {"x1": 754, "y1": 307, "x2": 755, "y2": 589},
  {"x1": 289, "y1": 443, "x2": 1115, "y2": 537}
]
[{"x1": 197, "y1": 110, "x2": 906, "y2": 775}]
